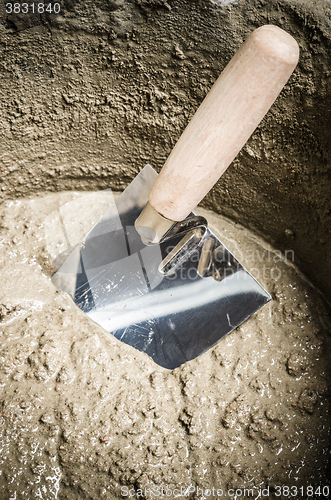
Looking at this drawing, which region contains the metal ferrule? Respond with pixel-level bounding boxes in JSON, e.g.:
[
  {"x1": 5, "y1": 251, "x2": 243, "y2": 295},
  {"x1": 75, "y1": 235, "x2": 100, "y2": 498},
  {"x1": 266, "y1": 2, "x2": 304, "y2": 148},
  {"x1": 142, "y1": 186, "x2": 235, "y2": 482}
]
[{"x1": 135, "y1": 201, "x2": 176, "y2": 245}]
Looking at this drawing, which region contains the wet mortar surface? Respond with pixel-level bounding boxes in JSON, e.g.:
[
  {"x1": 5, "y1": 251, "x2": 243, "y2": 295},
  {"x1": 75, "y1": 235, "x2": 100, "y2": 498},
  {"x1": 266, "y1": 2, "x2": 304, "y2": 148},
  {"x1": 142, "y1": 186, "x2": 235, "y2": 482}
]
[
  {"x1": 1, "y1": 0, "x2": 331, "y2": 298},
  {"x1": 0, "y1": 190, "x2": 330, "y2": 499}
]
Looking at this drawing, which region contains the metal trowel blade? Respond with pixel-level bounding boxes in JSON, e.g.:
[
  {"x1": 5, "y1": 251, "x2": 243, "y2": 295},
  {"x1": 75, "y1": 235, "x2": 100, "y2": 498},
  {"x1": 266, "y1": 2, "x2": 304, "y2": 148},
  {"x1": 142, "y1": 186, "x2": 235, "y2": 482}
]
[{"x1": 52, "y1": 164, "x2": 271, "y2": 370}]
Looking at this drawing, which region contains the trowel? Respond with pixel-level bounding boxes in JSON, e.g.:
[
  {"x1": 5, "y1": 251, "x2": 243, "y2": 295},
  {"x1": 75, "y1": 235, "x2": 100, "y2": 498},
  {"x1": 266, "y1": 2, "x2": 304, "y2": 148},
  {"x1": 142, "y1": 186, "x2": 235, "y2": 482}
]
[{"x1": 52, "y1": 25, "x2": 299, "y2": 369}]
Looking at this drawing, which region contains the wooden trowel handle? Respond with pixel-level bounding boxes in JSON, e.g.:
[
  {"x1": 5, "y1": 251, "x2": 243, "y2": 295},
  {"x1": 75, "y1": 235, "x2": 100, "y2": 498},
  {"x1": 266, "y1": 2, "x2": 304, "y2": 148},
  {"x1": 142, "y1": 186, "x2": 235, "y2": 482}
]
[{"x1": 148, "y1": 25, "x2": 299, "y2": 222}]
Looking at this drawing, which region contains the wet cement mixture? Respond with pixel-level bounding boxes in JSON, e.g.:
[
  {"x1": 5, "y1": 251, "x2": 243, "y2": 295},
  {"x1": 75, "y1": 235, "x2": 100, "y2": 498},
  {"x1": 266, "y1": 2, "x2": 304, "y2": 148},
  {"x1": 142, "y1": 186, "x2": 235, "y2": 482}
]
[
  {"x1": 1, "y1": 0, "x2": 331, "y2": 498},
  {"x1": 0, "y1": 190, "x2": 330, "y2": 499},
  {"x1": 0, "y1": 0, "x2": 331, "y2": 298}
]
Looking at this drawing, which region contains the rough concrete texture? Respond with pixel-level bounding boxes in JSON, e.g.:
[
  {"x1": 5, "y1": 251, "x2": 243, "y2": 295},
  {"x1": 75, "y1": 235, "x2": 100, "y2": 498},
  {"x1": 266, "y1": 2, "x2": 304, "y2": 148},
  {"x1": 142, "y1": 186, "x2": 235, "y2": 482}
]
[
  {"x1": 0, "y1": 2, "x2": 331, "y2": 499},
  {"x1": 0, "y1": 0, "x2": 330, "y2": 301},
  {"x1": 0, "y1": 191, "x2": 330, "y2": 499}
]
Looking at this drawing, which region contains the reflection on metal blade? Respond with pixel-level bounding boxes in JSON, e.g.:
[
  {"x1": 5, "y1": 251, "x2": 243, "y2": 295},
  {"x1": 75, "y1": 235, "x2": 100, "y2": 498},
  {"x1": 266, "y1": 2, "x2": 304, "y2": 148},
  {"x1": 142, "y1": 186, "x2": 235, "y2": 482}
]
[{"x1": 52, "y1": 165, "x2": 271, "y2": 369}]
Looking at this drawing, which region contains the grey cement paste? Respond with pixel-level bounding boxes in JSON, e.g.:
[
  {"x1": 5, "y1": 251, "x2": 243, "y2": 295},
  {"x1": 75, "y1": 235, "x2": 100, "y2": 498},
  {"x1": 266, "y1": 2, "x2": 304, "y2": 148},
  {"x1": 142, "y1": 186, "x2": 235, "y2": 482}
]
[
  {"x1": 1, "y1": 0, "x2": 331, "y2": 498},
  {"x1": 1, "y1": 0, "x2": 331, "y2": 299},
  {"x1": 0, "y1": 190, "x2": 330, "y2": 499}
]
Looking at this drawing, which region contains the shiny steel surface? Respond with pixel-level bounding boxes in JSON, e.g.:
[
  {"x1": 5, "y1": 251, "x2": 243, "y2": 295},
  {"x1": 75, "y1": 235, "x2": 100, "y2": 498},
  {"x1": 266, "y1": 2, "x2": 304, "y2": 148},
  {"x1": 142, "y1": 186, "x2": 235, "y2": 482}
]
[
  {"x1": 52, "y1": 165, "x2": 271, "y2": 369},
  {"x1": 159, "y1": 228, "x2": 206, "y2": 276}
]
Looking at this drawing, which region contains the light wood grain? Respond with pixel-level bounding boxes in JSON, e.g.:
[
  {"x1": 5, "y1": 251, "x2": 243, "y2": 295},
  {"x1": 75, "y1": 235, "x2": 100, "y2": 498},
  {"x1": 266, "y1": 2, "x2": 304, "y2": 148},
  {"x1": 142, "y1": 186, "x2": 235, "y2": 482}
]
[{"x1": 148, "y1": 25, "x2": 299, "y2": 221}]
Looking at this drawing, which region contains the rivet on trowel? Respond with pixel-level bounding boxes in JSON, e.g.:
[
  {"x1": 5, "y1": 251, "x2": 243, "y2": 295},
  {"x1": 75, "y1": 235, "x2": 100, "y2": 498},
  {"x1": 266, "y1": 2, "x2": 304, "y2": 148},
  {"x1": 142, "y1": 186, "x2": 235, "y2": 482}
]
[
  {"x1": 158, "y1": 227, "x2": 206, "y2": 276},
  {"x1": 212, "y1": 245, "x2": 237, "y2": 282},
  {"x1": 197, "y1": 237, "x2": 214, "y2": 277}
]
